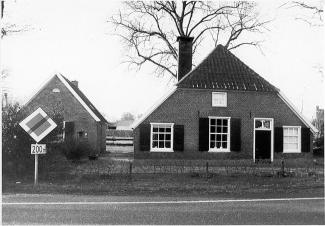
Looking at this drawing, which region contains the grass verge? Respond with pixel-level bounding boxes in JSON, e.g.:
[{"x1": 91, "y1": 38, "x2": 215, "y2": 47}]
[{"x1": 3, "y1": 172, "x2": 324, "y2": 198}]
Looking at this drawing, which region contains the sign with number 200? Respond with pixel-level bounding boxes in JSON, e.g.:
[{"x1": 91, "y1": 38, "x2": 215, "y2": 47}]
[{"x1": 31, "y1": 144, "x2": 46, "y2": 154}]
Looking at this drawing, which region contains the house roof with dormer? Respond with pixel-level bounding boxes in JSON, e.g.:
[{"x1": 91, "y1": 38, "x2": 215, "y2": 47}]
[{"x1": 177, "y1": 45, "x2": 278, "y2": 92}]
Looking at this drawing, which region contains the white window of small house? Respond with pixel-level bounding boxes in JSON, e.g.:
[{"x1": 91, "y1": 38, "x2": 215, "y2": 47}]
[
  {"x1": 283, "y1": 126, "x2": 301, "y2": 153},
  {"x1": 150, "y1": 123, "x2": 174, "y2": 152},
  {"x1": 209, "y1": 117, "x2": 230, "y2": 152},
  {"x1": 212, "y1": 92, "x2": 227, "y2": 107}
]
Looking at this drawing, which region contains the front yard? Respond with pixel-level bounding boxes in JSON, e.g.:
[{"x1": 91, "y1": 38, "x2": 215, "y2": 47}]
[{"x1": 2, "y1": 155, "x2": 324, "y2": 198}]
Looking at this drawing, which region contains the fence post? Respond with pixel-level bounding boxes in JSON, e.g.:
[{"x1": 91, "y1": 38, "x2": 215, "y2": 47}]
[
  {"x1": 313, "y1": 159, "x2": 317, "y2": 181},
  {"x1": 281, "y1": 159, "x2": 285, "y2": 176}
]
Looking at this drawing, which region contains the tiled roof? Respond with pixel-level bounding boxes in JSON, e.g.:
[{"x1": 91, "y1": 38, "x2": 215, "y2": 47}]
[
  {"x1": 177, "y1": 45, "x2": 278, "y2": 92},
  {"x1": 61, "y1": 75, "x2": 108, "y2": 123}
]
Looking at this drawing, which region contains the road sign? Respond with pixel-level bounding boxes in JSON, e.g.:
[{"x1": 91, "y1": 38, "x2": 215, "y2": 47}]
[
  {"x1": 19, "y1": 107, "x2": 57, "y2": 186},
  {"x1": 19, "y1": 107, "x2": 57, "y2": 143},
  {"x1": 31, "y1": 144, "x2": 46, "y2": 154}
]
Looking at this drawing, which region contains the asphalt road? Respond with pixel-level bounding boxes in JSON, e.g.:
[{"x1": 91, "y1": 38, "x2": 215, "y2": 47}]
[{"x1": 2, "y1": 194, "x2": 325, "y2": 225}]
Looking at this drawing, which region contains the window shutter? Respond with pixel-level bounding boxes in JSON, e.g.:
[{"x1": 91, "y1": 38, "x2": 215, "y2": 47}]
[
  {"x1": 301, "y1": 128, "x2": 311, "y2": 152},
  {"x1": 64, "y1": 121, "x2": 75, "y2": 140},
  {"x1": 139, "y1": 124, "x2": 151, "y2": 151},
  {"x1": 173, "y1": 125, "x2": 184, "y2": 151},
  {"x1": 199, "y1": 118, "x2": 209, "y2": 151},
  {"x1": 274, "y1": 127, "x2": 283, "y2": 153},
  {"x1": 230, "y1": 118, "x2": 241, "y2": 152}
]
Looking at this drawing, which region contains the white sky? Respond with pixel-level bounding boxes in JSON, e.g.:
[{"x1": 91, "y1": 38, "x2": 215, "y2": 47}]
[{"x1": 1, "y1": 0, "x2": 324, "y2": 122}]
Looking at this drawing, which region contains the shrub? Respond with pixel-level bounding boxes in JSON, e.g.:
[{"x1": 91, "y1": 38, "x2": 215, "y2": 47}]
[
  {"x1": 2, "y1": 103, "x2": 64, "y2": 180},
  {"x1": 313, "y1": 135, "x2": 324, "y2": 157},
  {"x1": 60, "y1": 138, "x2": 93, "y2": 161}
]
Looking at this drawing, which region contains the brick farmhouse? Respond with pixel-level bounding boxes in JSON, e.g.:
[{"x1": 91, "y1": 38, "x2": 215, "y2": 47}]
[
  {"x1": 23, "y1": 74, "x2": 108, "y2": 154},
  {"x1": 133, "y1": 36, "x2": 318, "y2": 161}
]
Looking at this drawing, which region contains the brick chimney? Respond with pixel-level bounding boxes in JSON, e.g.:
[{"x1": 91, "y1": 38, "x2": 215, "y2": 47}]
[
  {"x1": 71, "y1": 80, "x2": 78, "y2": 88},
  {"x1": 177, "y1": 36, "x2": 194, "y2": 81}
]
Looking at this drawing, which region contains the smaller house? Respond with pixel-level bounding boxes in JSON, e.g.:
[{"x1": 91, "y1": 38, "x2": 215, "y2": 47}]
[{"x1": 23, "y1": 73, "x2": 108, "y2": 154}]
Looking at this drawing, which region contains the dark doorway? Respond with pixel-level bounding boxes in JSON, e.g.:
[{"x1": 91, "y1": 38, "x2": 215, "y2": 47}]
[{"x1": 255, "y1": 130, "x2": 271, "y2": 161}]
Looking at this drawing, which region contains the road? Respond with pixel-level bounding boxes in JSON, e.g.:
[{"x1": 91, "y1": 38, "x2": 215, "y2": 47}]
[{"x1": 2, "y1": 194, "x2": 324, "y2": 225}]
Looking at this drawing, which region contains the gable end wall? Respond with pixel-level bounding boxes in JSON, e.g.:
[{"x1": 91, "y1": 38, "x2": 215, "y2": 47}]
[{"x1": 24, "y1": 76, "x2": 101, "y2": 153}]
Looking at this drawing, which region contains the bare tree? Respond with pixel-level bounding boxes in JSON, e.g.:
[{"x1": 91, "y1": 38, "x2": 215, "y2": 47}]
[
  {"x1": 284, "y1": 1, "x2": 324, "y2": 26},
  {"x1": 1, "y1": 0, "x2": 31, "y2": 81},
  {"x1": 110, "y1": 1, "x2": 269, "y2": 79},
  {"x1": 1, "y1": 0, "x2": 31, "y2": 38}
]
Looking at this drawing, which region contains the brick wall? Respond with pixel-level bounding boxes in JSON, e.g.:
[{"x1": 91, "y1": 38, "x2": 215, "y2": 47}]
[
  {"x1": 25, "y1": 75, "x2": 100, "y2": 153},
  {"x1": 134, "y1": 88, "x2": 312, "y2": 159}
]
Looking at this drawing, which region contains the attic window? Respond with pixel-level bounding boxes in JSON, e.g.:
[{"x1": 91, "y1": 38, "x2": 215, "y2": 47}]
[
  {"x1": 52, "y1": 88, "x2": 60, "y2": 93},
  {"x1": 212, "y1": 92, "x2": 227, "y2": 107}
]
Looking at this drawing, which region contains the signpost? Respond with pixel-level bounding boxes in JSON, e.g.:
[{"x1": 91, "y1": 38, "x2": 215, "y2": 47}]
[{"x1": 19, "y1": 108, "x2": 57, "y2": 185}]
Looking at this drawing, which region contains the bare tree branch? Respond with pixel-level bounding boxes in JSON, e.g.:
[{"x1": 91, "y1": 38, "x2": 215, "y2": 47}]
[
  {"x1": 109, "y1": 1, "x2": 269, "y2": 79},
  {"x1": 287, "y1": 1, "x2": 323, "y2": 26}
]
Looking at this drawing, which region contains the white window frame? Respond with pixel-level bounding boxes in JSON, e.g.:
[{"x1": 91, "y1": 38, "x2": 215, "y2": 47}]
[
  {"x1": 283, "y1": 126, "x2": 301, "y2": 153},
  {"x1": 253, "y1": 118, "x2": 274, "y2": 162},
  {"x1": 150, "y1": 123, "x2": 174, "y2": 152},
  {"x1": 212, "y1": 92, "x2": 227, "y2": 107},
  {"x1": 208, "y1": 116, "x2": 231, "y2": 152}
]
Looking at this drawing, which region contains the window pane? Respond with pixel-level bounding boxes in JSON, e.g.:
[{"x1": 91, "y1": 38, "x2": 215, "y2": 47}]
[
  {"x1": 284, "y1": 136, "x2": 290, "y2": 143},
  {"x1": 222, "y1": 142, "x2": 227, "y2": 148},
  {"x1": 222, "y1": 134, "x2": 227, "y2": 142},
  {"x1": 166, "y1": 127, "x2": 171, "y2": 133},
  {"x1": 211, "y1": 119, "x2": 216, "y2": 125},
  {"x1": 293, "y1": 128, "x2": 298, "y2": 135},
  {"x1": 287, "y1": 143, "x2": 296, "y2": 149},
  {"x1": 263, "y1": 120, "x2": 270, "y2": 129},
  {"x1": 222, "y1": 126, "x2": 228, "y2": 133},
  {"x1": 159, "y1": 134, "x2": 164, "y2": 140},
  {"x1": 159, "y1": 141, "x2": 164, "y2": 148},
  {"x1": 216, "y1": 134, "x2": 221, "y2": 141},
  {"x1": 211, "y1": 134, "x2": 216, "y2": 141},
  {"x1": 159, "y1": 127, "x2": 165, "y2": 133},
  {"x1": 210, "y1": 142, "x2": 215, "y2": 148},
  {"x1": 216, "y1": 142, "x2": 221, "y2": 148},
  {"x1": 222, "y1": 119, "x2": 227, "y2": 126},
  {"x1": 217, "y1": 126, "x2": 221, "y2": 133},
  {"x1": 153, "y1": 127, "x2": 158, "y2": 132},
  {"x1": 211, "y1": 126, "x2": 216, "y2": 133},
  {"x1": 217, "y1": 119, "x2": 221, "y2": 126},
  {"x1": 152, "y1": 141, "x2": 158, "y2": 148},
  {"x1": 153, "y1": 134, "x2": 158, "y2": 140},
  {"x1": 255, "y1": 120, "x2": 262, "y2": 128},
  {"x1": 165, "y1": 134, "x2": 171, "y2": 141},
  {"x1": 284, "y1": 128, "x2": 289, "y2": 135},
  {"x1": 165, "y1": 142, "x2": 171, "y2": 148}
]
